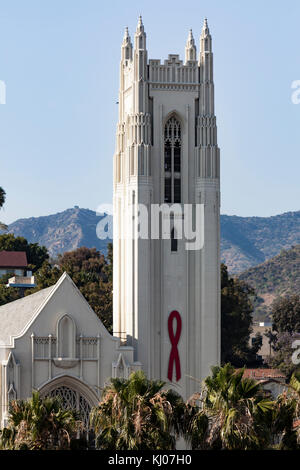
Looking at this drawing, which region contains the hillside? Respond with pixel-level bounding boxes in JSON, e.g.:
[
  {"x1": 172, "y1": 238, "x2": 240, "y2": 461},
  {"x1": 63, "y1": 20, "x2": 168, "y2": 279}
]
[
  {"x1": 7, "y1": 207, "x2": 111, "y2": 258},
  {"x1": 238, "y1": 245, "x2": 300, "y2": 321},
  {"x1": 4, "y1": 208, "x2": 300, "y2": 272},
  {"x1": 221, "y1": 211, "x2": 300, "y2": 272}
]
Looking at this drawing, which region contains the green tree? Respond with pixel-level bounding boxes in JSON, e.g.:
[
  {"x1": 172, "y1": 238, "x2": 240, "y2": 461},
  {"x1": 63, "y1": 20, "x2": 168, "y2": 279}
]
[
  {"x1": 0, "y1": 187, "x2": 7, "y2": 231},
  {"x1": 271, "y1": 392, "x2": 298, "y2": 449},
  {"x1": 32, "y1": 246, "x2": 113, "y2": 331},
  {"x1": 0, "y1": 233, "x2": 49, "y2": 271},
  {"x1": 270, "y1": 372, "x2": 300, "y2": 449},
  {"x1": 221, "y1": 264, "x2": 261, "y2": 366},
  {"x1": 0, "y1": 391, "x2": 81, "y2": 450},
  {"x1": 271, "y1": 295, "x2": 300, "y2": 334},
  {"x1": 0, "y1": 273, "x2": 20, "y2": 306},
  {"x1": 32, "y1": 260, "x2": 62, "y2": 289},
  {"x1": 266, "y1": 332, "x2": 300, "y2": 378},
  {"x1": 266, "y1": 295, "x2": 300, "y2": 377},
  {"x1": 90, "y1": 370, "x2": 185, "y2": 450},
  {"x1": 59, "y1": 246, "x2": 112, "y2": 330},
  {"x1": 186, "y1": 364, "x2": 274, "y2": 450}
]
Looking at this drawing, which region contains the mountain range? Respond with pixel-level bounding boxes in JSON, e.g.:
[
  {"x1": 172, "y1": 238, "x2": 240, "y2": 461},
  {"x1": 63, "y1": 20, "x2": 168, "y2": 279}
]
[
  {"x1": 5, "y1": 207, "x2": 300, "y2": 273},
  {"x1": 221, "y1": 211, "x2": 300, "y2": 272}
]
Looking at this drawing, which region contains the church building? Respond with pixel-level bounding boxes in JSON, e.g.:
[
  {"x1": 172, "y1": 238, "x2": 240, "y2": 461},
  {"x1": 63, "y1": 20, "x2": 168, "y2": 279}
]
[
  {"x1": 0, "y1": 273, "x2": 140, "y2": 428},
  {"x1": 0, "y1": 17, "x2": 220, "y2": 427}
]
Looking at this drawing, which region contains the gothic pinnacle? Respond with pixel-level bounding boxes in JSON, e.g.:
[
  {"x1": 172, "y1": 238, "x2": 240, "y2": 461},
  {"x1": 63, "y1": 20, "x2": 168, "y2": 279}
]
[
  {"x1": 187, "y1": 29, "x2": 195, "y2": 45},
  {"x1": 134, "y1": 14, "x2": 146, "y2": 51},
  {"x1": 201, "y1": 18, "x2": 210, "y2": 37},
  {"x1": 123, "y1": 26, "x2": 131, "y2": 43},
  {"x1": 121, "y1": 26, "x2": 132, "y2": 61},
  {"x1": 185, "y1": 28, "x2": 196, "y2": 62},
  {"x1": 136, "y1": 15, "x2": 145, "y2": 34}
]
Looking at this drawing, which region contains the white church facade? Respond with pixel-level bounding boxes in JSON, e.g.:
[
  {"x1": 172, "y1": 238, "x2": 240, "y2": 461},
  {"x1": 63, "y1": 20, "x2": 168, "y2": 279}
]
[
  {"x1": 0, "y1": 273, "x2": 141, "y2": 427},
  {"x1": 0, "y1": 17, "x2": 220, "y2": 427}
]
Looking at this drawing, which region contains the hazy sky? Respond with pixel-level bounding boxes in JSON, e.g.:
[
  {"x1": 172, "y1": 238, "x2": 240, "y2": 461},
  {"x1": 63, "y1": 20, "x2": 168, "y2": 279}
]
[{"x1": 0, "y1": 0, "x2": 299, "y2": 223}]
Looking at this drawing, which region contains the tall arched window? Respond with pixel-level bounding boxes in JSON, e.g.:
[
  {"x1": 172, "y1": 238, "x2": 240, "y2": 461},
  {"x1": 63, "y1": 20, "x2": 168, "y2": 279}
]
[
  {"x1": 57, "y1": 314, "x2": 76, "y2": 358},
  {"x1": 164, "y1": 116, "x2": 181, "y2": 203}
]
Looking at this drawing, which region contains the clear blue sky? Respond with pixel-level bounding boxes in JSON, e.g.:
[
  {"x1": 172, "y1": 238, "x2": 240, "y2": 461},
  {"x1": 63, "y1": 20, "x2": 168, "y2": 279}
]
[{"x1": 0, "y1": 0, "x2": 299, "y2": 224}]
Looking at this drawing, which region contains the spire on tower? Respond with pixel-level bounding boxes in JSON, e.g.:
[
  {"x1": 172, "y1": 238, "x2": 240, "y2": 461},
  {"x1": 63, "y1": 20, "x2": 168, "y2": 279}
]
[
  {"x1": 187, "y1": 29, "x2": 195, "y2": 46},
  {"x1": 200, "y1": 17, "x2": 212, "y2": 53},
  {"x1": 121, "y1": 26, "x2": 132, "y2": 61},
  {"x1": 134, "y1": 15, "x2": 146, "y2": 50},
  {"x1": 122, "y1": 27, "x2": 131, "y2": 45},
  {"x1": 136, "y1": 15, "x2": 144, "y2": 33},
  {"x1": 202, "y1": 18, "x2": 209, "y2": 36},
  {"x1": 185, "y1": 28, "x2": 197, "y2": 63}
]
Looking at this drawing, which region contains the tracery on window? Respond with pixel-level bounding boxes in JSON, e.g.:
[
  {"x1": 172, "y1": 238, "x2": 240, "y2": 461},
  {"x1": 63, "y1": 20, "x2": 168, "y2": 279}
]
[
  {"x1": 48, "y1": 386, "x2": 91, "y2": 430},
  {"x1": 164, "y1": 116, "x2": 181, "y2": 203}
]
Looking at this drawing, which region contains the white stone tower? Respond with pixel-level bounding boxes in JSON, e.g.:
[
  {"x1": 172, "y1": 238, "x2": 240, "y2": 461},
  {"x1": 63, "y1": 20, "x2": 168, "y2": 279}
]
[{"x1": 113, "y1": 17, "x2": 220, "y2": 399}]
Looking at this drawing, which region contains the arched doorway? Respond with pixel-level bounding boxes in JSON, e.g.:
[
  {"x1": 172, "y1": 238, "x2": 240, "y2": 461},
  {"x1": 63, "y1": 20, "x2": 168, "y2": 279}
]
[
  {"x1": 48, "y1": 385, "x2": 91, "y2": 429},
  {"x1": 38, "y1": 375, "x2": 98, "y2": 431}
]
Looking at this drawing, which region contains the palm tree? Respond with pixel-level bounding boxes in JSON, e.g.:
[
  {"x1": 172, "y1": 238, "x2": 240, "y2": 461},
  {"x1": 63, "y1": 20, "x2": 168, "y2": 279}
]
[
  {"x1": 90, "y1": 370, "x2": 185, "y2": 450},
  {"x1": 0, "y1": 391, "x2": 82, "y2": 450},
  {"x1": 0, "y1": 186, "x2": 7, "y2": 231},
  {"x1": 271, "y1": 392, "x2": 298, "y2": 450},
  {"x1": 289, "y1": 372, "x2": 300, "y2": 410},
  {"x1": 271, "y1": 372, "x2": 300, "y2": 449},
  {"x1": 185, "y1": 364, "x2": 274, "y2": 450}
]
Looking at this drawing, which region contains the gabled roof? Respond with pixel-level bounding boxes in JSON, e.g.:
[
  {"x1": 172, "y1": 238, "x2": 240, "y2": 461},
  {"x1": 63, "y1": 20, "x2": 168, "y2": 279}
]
[
  {"x1": 0, "y1": 284, "x2": 55, "y2": 345},
  {"x1": 0, "y1": 251, "x2": 28, "y2": 268},
  {"x1": 0, "y1": 272, "x2": 112, "y2": 348}
]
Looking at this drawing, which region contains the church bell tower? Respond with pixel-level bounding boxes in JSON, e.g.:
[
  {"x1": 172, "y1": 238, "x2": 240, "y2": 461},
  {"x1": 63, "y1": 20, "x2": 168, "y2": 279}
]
[{"x1": 113, "y1": 17, "x2": 220, "y2": 399}]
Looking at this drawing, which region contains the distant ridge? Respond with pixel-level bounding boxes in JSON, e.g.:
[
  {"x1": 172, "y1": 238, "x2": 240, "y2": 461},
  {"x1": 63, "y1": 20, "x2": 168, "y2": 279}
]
[
  {"x1": 6, "y1": 207, "x2": 111, "y2": 258},
  {"x1": 221, "y1": 211, "x2": 300, "y2": 272},
  {"x1": 5, "y1": 208, "x2": 300, "y2": 272},
  {"x1": 238, "y1": 245, "x2": 300, "y2": 321}
]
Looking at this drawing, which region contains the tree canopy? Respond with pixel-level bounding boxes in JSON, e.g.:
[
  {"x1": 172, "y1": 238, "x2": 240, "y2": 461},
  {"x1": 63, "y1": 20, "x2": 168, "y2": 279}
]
[
  {"x1": 0, "y1": 187, "x2": 7, "y2": 231},
  {"x1": 32, "y1": 244, "x2": 113, "y2": 331},
  {"x1": 221, "y1": 264, "x2": 262, "y2": 367},
  {"x1": 272, "y1": 295, "x2": 300, "y2": 334},
  {"x1": 0, "y1": 274, "x2": 21, "y2": 306},
  {"x1": 0, "y1": 187, "x2": 5, "y2": 208},
  {"x1": 90, "y1": 370, "x2": 185, "y2": 450},
  {"x1": 266, "y1": 294, "x2": 300, "y2": 377},
  {"x1": 0, "y1": 391, "x2": 81, "y2": 450},
  {"x1": 186, "y1": 363, "x2": 274, "y2": 450}
]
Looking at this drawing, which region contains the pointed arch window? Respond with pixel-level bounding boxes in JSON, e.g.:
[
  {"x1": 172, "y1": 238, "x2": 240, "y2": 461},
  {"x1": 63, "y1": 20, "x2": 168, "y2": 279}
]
[
  {"x1": 164, "y1": 116, "x2": 181, "y2": 203},
  {"x1": 57, "y1": 314, "x2": 76, "y2": 359}
]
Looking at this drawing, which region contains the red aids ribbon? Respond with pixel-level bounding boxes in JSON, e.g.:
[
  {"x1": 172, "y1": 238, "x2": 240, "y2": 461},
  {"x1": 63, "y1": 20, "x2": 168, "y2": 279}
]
[{"x1": 167, "y1": 310, "x2": 182, "y2": 382}]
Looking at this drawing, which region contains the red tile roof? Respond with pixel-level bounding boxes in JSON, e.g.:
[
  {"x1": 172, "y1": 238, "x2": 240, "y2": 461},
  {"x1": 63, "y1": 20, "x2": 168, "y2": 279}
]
[
  {"x1": 242, "y1": 368, "x2": 286, "y2": 380},
  {"x1": 293, "y1": 419, "x2": 300, "y2": 429},
  {"x1": 0, "y1": 251, "x2": 28, "y2": 268}
]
